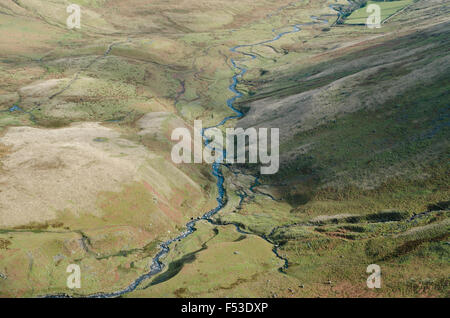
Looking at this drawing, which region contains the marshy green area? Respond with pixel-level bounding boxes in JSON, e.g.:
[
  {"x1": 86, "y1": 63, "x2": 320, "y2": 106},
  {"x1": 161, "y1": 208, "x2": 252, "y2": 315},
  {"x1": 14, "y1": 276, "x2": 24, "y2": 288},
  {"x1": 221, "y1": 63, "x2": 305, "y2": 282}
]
[{"x1": 345, "y1": 0, "x2": 414, "y2": 25}]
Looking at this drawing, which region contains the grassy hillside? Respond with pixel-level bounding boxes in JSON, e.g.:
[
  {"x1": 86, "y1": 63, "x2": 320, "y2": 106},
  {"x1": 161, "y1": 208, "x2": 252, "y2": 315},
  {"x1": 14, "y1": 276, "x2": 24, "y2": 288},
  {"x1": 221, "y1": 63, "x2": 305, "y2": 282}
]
[{"x1": 345, "y1": 0, "x2": 414, "y2": 25}]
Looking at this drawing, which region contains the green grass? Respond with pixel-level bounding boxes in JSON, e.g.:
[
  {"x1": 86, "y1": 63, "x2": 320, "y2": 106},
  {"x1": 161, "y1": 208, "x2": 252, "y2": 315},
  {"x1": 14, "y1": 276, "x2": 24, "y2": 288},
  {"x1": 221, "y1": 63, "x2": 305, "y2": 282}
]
[
  {"x1": 278, "y1": 211, "x2": 449, "y2": 297},
  {"x1": 345, "y1": 0, "x2": 414, "y2": 25},
  {"x1": 269, "y1": 73, "x2": 450, "y2": 214},
  {"x1": 238, "y1": 20, "x2": 449, "y2": 105},
  {"x1": 129, "y1": 221, "x2": 285, "y2": 297}
]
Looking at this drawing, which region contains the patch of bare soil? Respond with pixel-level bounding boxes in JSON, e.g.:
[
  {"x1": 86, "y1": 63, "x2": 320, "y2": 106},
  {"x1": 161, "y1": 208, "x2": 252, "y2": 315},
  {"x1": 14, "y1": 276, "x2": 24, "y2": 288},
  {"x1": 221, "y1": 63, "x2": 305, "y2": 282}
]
[
  {"x1": 0, "y1": 122, "x2": 152, "y2": 227},
  {"x1": 398, "y1": 218, "x2": 450, "y2": 237}
]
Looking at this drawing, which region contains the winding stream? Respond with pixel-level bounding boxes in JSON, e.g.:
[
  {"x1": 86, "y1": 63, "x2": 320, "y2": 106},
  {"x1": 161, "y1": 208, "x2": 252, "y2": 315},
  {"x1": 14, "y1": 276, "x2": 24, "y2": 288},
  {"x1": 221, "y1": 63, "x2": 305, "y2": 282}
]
[{"x1": 47, "y1": 11, "x2": 330, "y2": 299}]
